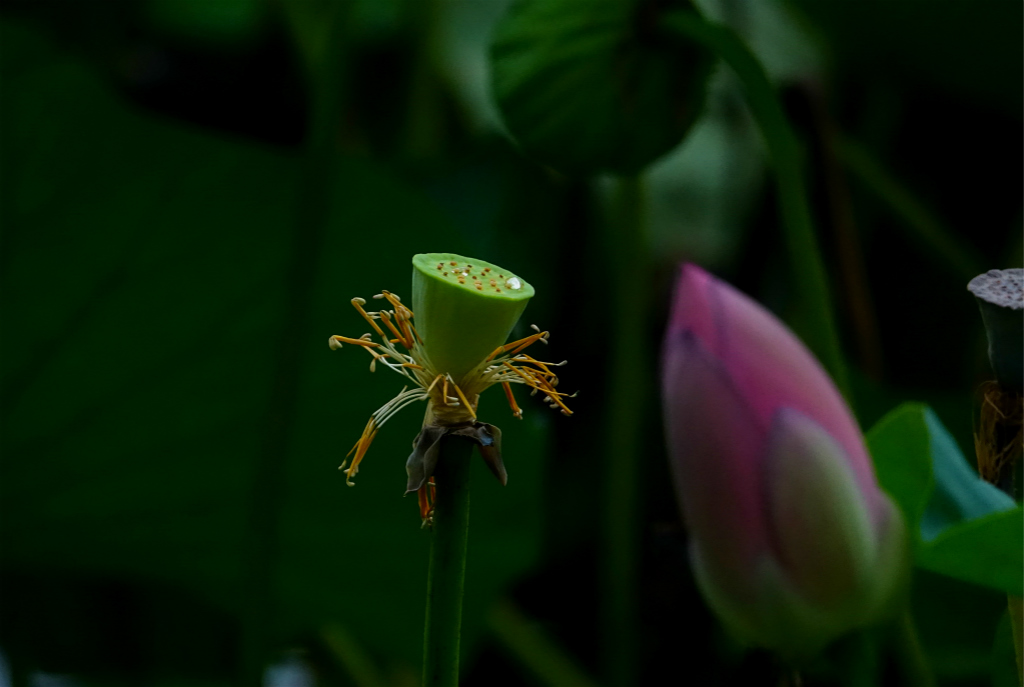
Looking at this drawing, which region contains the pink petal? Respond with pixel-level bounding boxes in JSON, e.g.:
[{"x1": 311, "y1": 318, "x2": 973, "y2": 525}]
[
  {"x1": 669, "y1": 264, "x2": 881, "y2": 519},
  {"x1": 662, "y1": 329, "x2": 771, "y2": 600}
]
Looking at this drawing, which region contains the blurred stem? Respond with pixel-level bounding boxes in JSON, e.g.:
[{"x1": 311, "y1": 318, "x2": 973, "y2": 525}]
[
  {"x1": 489, "y1": 598, "x2": 601, "y2": 687},
  {"x1": 422, "y1": 436, "x2": 474, "y2": 687},
  {"x1": 321, "y1": 622, "x2": 387, "y2": 687},
  {"x1": 828, "y1": 630, "x2": 878, "y2": 687},
  {"x1": 891, "y1": 609, "x2": 935, "y2": 687},
  {"x1": 838, "y1": 137, "x2": 984, "y2": 283},
  {"x1": 806, "y1": 87, "x2": 883, "y2": 380},
  {"x1": 1010, "y1": 596, "x2": 1024, "y2": 685},
  {"x1": 661, "y1": 12, "x2": 849, "y2": 400},
  {"x1": 238, "y1": 5, "x2": 349, "y2": 685},
  {"x1": 402, "y1": 0, "x2": 443, "y2": 159},
  {"x1": 601, "y1": 175, "x2": 647, "y2": 687}
]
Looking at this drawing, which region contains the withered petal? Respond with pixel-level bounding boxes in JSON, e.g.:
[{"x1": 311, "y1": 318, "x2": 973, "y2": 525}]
[
  {"x1": 451, "y1": 422, "x2": 506, "y2": 486},
  {"x1": 405, "y1": 422, "x2": 508, "y2": 494},
  {"x1": 405, "y1": 425, "x2": 447, "y2": 494}
]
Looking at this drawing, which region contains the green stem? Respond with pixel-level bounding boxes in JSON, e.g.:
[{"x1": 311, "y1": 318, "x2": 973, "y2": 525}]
[
  {"x1": 422, "y1": 436, "x2": 474, "y2": 687},
  {"x1": 892, "y1": 608, "x2": 935, "y2": 687},
  {"x1": 831, "y1": 631, "x2": 879, "y2": 687},
  {"x1": 661, "y1": 12, "x2": 850, "y2": 400},
  {"x1": 601, "y1": 175, "x2": 647, "y2": 687},
  {"x1": 1009, "y1": 595, "x2": 1023, "y2": 686}
]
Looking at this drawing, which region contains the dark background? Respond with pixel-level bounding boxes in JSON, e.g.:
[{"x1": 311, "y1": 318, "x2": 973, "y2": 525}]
[{"x1": 0, "y1": 0, "x2": 1020, "y2": 685}]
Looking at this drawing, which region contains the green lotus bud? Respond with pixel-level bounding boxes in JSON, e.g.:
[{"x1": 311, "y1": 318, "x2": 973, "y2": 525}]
[{"x1": 412, "y1": 253, "x2": 535, "y2": 384}]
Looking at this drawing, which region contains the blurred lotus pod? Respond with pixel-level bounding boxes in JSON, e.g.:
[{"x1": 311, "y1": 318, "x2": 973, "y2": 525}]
[
  {"x1": 661, "y1": 264, "x2": 907, "y2": 659},
  {"x1": 967, "y1": 268, "x2": 1023, "y2": 392}
]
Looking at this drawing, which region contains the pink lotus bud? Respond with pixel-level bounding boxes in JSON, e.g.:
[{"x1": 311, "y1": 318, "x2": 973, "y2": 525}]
[{"x1": 661, "y1": 264, "x2": 906, "y2": 658}]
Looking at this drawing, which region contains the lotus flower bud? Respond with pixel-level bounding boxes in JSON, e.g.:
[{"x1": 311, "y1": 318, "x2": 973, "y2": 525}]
[{"x1": 661, "y1": 264, "x2": 907, "y2": 659}]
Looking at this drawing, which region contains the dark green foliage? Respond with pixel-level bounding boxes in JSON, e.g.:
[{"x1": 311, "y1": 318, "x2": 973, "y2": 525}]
[
  {"x1": 867, "y1": 405, "x2": 1022, "y2": 595},
  {"x1": 490, "y1": 0, "x2": 713, "y2": 175},
  {"x1": 0, "y1": 17, "x2": 547, "y2": 680}
]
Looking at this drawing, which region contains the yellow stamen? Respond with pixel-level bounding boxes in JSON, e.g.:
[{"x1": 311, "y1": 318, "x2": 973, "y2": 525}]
[
  {"x1": 351, "y1": 298, "x2": 385, "y2": 337},
  {"x1": 508, "y1": 331, "x2": 548, "y2": 355},
  {"x1": 447, "y1": 376, "x2": 477, "y2": 420},
  {"x1": 378, "y1": 310, "x2": 408, "y2": 347},
  {"x1": 502, "y1": 382, "x2": 523, "y2": 419},
  {"x1": 486, "y1": 331, "x2": 548, "y2": 361},
  {"x1": 503, "y1": 361, "x2": 574, "y2": 415},
  {"x1": 342, "y1": 417, "x2": 378, "y2": 486},
  {"x1": 331, "y1": 334, "x2": 381, "y2": 348},
  {"x1": 425, "y1": 373, "x2": 444, "y2": 394},
  {"x1": 380, "y1": 290, "x2": 412, "y2": 317}
]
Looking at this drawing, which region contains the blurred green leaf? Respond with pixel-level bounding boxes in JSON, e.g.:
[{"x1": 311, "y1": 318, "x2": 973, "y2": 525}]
[
  {"x1": 918, "y1": 408, "x2": 1016, "y2": 542},
  {"x1": 917, "y1": 507, "x2": 1023, "y2": 596},
  {"x1": 489, "y1": 0, "x2": 713, "y2": 175},
  {"x1": 0, "y1": 18, "x2": 549, "y2": 676},
  {"x1": 865, "y1": 402, "x2": 933, "y2": 537},
  {"x1": 867, "y1": 403, "x2": 1019, "y2": 594},
  {"x1": 146, "y1": 0, "x2": 267, "y2": 45}
]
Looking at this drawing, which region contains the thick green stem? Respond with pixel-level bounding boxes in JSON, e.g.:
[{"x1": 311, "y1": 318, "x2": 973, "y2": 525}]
[
  {"x1": 662, "y1": 12, "x2": 850, "y2": 400},
  {"x1": 422, "y1": 436, "x2": 474, "y2": 687},
  {"x1": 601, "y1": 176, "x2": 647, "y2": 687}
]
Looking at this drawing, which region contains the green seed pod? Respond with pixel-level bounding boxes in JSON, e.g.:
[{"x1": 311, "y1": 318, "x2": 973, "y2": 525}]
[{"x1": 412, "y1": 253, "x2": 535, "y2": 383}]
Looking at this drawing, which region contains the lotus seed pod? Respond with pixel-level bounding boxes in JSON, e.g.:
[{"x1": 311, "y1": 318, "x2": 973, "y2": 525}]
[
  {"x1": 412, "y1": 253, "x2": 534, "y2": 383},
  {"x1": 968, "y1": 268, "x2": 1023, "y2": 392}
]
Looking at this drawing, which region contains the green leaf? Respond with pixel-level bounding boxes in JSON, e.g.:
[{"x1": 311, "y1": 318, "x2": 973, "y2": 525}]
[
  {"x1": 919, "y1": 407, "x2": 1016, "y2": 540},
  {"x1": 866, "y1": 403, "x2": 1019, "y2": 594},
  {"x1": 489, "y1": 0, "x2": 713, "y2": 175},
  {"x1": 865, "y1": 402, "x2": 934, "y2": 538},
  {"x1": 916, "y1": 508, "x2": 1023, "y2": 597}
]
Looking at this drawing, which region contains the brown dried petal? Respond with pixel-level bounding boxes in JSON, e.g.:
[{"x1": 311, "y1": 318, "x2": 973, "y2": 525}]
[
  {"x1": 405, "y1": 425, "x2": 447, "y2": 494},
  {"x1": 451, "y1": 422, "x2": 506, "y2": 486},
  {"x1": 404, "y1": 421, "x2": 507, "y2": 494}
]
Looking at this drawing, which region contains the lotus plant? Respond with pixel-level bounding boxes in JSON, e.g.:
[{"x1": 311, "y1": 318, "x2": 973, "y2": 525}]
[
  {"x1": 661, "y1": 264, "x2": 907, "y2": 658},
  {"x1": 329, "y1": 252, "x2": 573, "y2": 521},
  {"x1": 329, "y1": 253, "x2": 572, "y2": 687}
]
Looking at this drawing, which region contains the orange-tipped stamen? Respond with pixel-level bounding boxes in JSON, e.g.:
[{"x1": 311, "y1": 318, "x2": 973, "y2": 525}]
[
  {"x1": 380, "y1": 290, "x2": 412, "y2": 317},
  {"x1": 508, "y1": 331, "x2": 548, "y2": 356},
  {"x1": 448, "y1": 376, "x2": 477, "y2": 419},
  {"x1": 351, "y1": 298, "x2": 385, "y2": 337},
  {"x1": 487, "y1": 331, "x2": 548, "y2": 361},
  {"x1": 332, "y1": 335, "x2": 381, "y2": 348},
  {"x1": 425, "y1": 373, "x2": 444, "y2": 394},
  {"x1": 502, "y1": 382, "x2": 523, "y2": 419},
  {"x1": 408, "y1": 320, "x2": 424, "y2": 344},
  {"x1": 342, "y1": 418, "x2": 378, "y2": 486},
  {"x1": 503, "y1": 361, "x2": 574, "y2": 415},
  {"x1": 394, "y1": 307, "x2": 416, "y2": 348},
  {"x1": 378, "y1": 310, "x2": 407, "y2": 346},
  {"x1": 418, "y1": 484, "x2": 432, "y2": 522}
]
